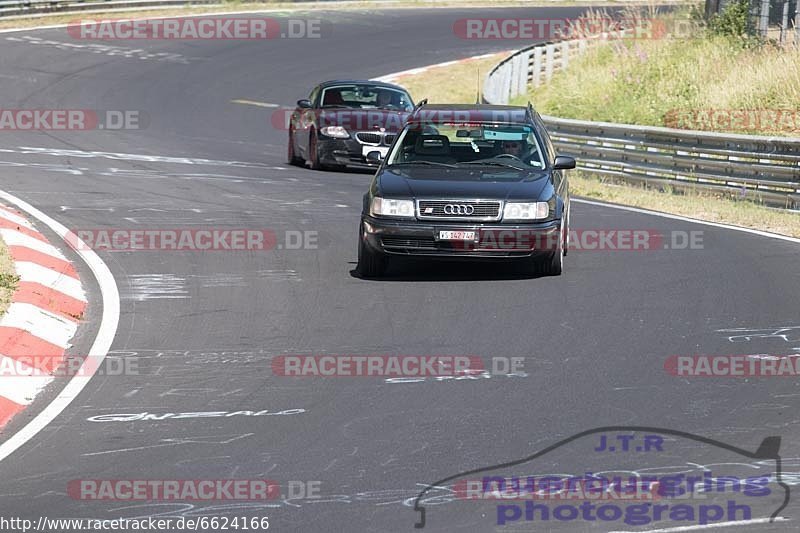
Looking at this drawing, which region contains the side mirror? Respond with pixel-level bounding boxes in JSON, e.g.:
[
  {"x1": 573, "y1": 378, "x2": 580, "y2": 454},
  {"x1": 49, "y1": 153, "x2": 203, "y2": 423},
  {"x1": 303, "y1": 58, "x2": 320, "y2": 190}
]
[
  {"x1": 297, "y1": 99, "x2": 312, "y2": 109},
  {"x1": 553, "y1": 155, "x2": 576, "y2": 170},
  {"x1": 366, "y1": 151, "x2": 384, "y2": 163}
]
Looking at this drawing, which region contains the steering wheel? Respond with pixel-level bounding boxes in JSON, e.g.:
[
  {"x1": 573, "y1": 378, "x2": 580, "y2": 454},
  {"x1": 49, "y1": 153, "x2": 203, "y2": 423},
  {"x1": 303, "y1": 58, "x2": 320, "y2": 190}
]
[{"x1": 496, "y1": 153, "x2": 522, "y2": 161}]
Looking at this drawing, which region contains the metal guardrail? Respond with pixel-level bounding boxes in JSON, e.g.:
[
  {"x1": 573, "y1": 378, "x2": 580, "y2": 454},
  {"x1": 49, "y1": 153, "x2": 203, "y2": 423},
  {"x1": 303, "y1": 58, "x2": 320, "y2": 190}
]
[{"x1": 484, "y1": 36, "x2": 800, "y2": 209}]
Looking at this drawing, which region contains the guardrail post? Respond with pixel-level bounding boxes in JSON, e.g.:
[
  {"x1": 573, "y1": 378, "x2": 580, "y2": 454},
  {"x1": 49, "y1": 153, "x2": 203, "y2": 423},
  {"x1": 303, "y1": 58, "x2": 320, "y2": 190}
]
[
  {"x1": 516, "y1": 51, "x2": 530, "y2": 96},
  {"x1": 532, "y1": 47, "x2": 543, "y2": 87},
  {"x1": 780, "y1": 0, "x2": 790, "y2": 44},
  {"x1": 501, "y1": 63, "x2": 512, "y2": 104},
  {"x1": 758, "y1": 0, "x2": 770, "y2": 38},
  {"x1": 545, "y1": 44, "x2": 555, "y2": 82},
  {"x1": 503, "y1": 61, "x2": 515, "y2": 104},
  {"x1": 509, "y1": 54, "x2": 521, "y2": 98},
  {"x1": 795, "y1": 0, "x2": 800, "y2": 47}
]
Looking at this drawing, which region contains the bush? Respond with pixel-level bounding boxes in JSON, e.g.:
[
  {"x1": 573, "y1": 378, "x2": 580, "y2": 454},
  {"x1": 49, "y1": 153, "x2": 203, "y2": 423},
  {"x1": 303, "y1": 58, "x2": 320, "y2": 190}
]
[{"x1": 707, "y1": 0, "x2": 751, "y2": 38}]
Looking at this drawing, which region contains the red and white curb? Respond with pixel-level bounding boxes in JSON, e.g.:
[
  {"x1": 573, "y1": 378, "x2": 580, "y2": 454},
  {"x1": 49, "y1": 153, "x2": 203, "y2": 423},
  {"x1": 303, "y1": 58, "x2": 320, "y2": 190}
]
[{"x1": 0, "y1": 203, "x2": 87, "y2": 430}]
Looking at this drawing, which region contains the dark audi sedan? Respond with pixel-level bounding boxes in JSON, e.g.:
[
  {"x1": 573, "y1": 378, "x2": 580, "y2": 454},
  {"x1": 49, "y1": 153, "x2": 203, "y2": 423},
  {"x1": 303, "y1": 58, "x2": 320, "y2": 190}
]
[{"x1": 356, "y1": 103, "x2": 575, "y2": 278}]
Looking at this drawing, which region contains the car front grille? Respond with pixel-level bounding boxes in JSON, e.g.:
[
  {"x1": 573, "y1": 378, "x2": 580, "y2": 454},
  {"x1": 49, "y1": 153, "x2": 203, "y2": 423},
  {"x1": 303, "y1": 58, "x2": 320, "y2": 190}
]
[
  {"x1": 380, "y1": 234, "x2": 530, "y2": 256},
  {"x1": 380, "y1": 236, "x2": 437, "y2": 250},
  {"x1": 355, "y1": 132, "x2": 381, "y2": 144},
  {"x1": 355, "y1": 132, "x2": 394, "y2": 146},
  {"x1": 417, "y1": 200, "x2": 502, "y2": 221}
]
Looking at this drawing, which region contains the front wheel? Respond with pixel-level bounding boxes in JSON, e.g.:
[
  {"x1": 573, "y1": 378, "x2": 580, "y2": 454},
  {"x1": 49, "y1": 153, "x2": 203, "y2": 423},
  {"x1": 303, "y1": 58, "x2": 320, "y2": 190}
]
[
  {"x1": 307, "y1": 131, "x2": 324, "y2": 170},
  {"x1": 523, "y1": 224, "x2": 564, "y2": 277},
  {"x1": 287, "y1": 128, "x2": 302, "y2": 166},
  {"x1": 357, "y1": 231, "x2": 388, "y2": 278}
]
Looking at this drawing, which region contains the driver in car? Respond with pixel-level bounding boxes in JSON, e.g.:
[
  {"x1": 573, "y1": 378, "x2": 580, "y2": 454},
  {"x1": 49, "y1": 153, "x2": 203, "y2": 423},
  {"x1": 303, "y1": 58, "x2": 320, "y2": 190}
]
[
  {"x1": 376, "y1": 90, "x2": 394, "y2": 108},
  {"x1": 501, "y1": 140, "x2": 525, "y2": 158}
]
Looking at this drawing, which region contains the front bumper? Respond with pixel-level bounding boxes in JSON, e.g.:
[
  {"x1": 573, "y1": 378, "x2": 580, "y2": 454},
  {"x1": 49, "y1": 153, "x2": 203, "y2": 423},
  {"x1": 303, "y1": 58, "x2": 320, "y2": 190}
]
[
  {"x1": 317, "y1": 137, "x2": 381, "y2": 169},
  {"x1": 360, "y1": 215, "x2": 562, "y2": 259}
]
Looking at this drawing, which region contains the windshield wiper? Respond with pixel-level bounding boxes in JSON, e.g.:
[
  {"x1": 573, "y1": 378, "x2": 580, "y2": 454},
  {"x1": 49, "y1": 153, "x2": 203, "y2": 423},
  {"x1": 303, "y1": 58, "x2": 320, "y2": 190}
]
[{"x1": 389, "y1": 161, "x2": 458, "y2": 168}]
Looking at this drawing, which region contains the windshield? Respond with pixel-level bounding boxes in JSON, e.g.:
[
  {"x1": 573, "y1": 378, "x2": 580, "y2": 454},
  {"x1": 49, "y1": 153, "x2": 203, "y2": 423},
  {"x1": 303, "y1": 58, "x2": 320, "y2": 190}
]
[
  {"x1": 319, "y1": 84, "x2": 414, "y2": 111},
  {"x1": 385, "y1": 122, "x2": 545, "y2": 169}
]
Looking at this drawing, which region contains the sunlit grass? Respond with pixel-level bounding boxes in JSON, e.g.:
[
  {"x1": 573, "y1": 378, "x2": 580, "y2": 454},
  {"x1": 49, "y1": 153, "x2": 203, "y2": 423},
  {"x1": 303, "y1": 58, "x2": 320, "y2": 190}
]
[
  {"x1": 515, "y1": 23, "x2": 800, "y2": 135},
  {"x1": 391, "y1": 55, "x2": 506, "y2": 105}
]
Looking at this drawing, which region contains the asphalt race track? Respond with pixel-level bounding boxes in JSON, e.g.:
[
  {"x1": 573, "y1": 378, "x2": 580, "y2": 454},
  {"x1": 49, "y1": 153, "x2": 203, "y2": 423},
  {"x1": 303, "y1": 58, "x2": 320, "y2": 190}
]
[{"x1": 1, "y1": 5, "x2": 799, "y2": 533}]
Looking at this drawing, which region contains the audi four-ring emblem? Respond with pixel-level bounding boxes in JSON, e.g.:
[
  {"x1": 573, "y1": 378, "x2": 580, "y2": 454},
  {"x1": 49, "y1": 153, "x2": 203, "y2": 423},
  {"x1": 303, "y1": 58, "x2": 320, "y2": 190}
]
[{"x1": 443, "y1": 204, "x2": 475, "y2": 215}]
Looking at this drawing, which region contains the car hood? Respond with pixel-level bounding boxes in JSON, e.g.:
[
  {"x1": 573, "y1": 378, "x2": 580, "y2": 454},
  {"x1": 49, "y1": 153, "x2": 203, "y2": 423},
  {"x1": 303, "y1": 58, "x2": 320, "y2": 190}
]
[
  {"x1": 317, "y1": 108, "x2": 409, "y2": 132},
  {"x1": 376, "y1": 166, "x2": 552, "y2": 201}
]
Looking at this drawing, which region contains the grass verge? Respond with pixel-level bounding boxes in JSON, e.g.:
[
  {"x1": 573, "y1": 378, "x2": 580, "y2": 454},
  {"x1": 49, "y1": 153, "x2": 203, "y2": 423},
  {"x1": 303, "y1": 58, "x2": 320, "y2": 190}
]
[
  {"x1": 510, "y1": 11, "x2": 800, "y2": 136},
  {"x1": 389, "y1": 54, "x2": 507, "y2": 105},
  {"x1": 0, "y1": 237, "x2": 20, "y2": 318}
]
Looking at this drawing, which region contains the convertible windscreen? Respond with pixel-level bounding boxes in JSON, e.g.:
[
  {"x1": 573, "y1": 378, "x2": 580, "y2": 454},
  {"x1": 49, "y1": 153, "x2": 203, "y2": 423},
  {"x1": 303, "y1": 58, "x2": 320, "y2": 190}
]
[
  {"x1": 386, "y1": 123, "x2": 545, "y2": 169},
  {"x1": 320, "y1": 84, "x2": 414, "y2": 111}
]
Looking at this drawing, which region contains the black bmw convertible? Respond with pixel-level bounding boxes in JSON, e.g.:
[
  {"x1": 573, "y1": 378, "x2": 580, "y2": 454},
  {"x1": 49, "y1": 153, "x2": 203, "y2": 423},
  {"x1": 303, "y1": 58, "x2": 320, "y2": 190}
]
[{"x1": 288, "y1": 80, "x2": 414, "y2": 170}]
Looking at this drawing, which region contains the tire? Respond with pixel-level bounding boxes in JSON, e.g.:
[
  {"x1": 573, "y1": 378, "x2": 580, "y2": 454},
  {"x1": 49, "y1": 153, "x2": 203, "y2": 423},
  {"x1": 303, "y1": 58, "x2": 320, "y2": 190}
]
[
  {"x1": 287, "y1": 128, "x2": 302, "y2": 166},
  {"x1": 523, "y1": 222, "x2": 564, "y2": 277},
  {"x1": 357, "y1": 230, "x2": 388, "y2": 278},
  {"x1": 307, "y1": 131, "x2": 324, "y2": 170}
]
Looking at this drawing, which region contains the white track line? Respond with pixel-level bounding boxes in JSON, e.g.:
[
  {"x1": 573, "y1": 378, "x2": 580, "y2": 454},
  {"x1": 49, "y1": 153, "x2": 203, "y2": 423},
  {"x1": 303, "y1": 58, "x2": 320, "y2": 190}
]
[
  {"x1": 0, "y1": 189, "x2": 120, "y2": 464},
  {"x1": 573, "y1": 198, "x2": 800, "y2": 244}
]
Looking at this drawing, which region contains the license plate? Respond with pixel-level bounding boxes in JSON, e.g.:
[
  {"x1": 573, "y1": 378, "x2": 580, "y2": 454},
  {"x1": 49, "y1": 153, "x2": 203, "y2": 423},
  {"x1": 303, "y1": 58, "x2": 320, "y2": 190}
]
[
  {"x1": 362, "y1": 146, "x2": 388, "y2": 158},
  {"x1": 438, "y1": 230, "x2": 477, "y2": 241}
]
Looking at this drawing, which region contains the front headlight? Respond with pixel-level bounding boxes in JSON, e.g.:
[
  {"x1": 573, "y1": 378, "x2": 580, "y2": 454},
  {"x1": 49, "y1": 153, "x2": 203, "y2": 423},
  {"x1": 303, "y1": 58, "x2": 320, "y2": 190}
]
[
  {"x1": 503, "y1": 202, "x2": 549, "y2": 221},
  {"x1": 320, "y1": 126, "x2": 350, "y2": 139},
  {"x1": 370, "y1": 197, "x2": 415, "y2": 218}
]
